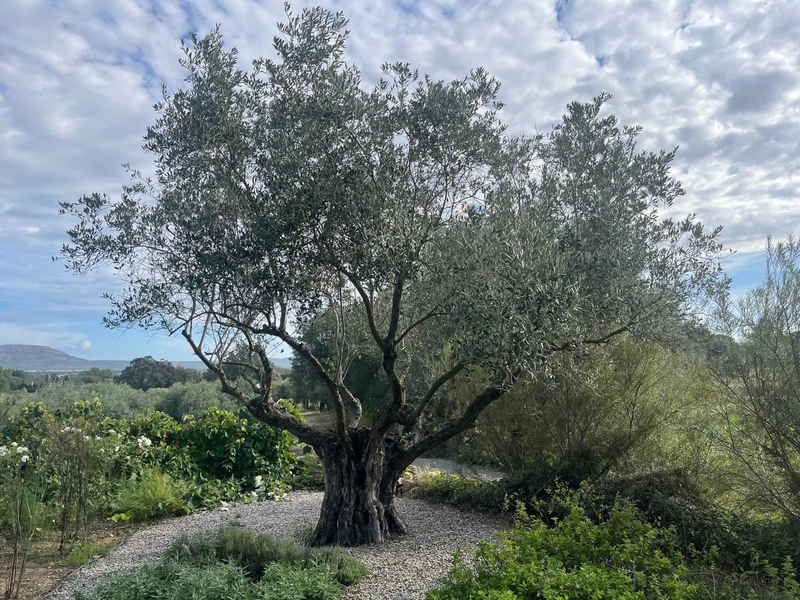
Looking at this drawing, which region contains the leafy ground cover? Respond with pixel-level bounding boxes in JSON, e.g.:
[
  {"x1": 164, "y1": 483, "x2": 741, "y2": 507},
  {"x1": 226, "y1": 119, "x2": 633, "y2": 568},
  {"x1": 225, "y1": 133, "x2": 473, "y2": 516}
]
[
  {"x1": 75, "y1": 526, "x2": 367, "y2": 600},
  {"x1": 418, "y1": 474, "x2": 800, "y2": 599}
]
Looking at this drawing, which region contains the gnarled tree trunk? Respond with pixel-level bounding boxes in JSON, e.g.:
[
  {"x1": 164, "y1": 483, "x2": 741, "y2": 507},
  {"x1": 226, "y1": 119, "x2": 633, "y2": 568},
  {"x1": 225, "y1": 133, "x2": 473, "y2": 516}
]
[{"x1": 313, "y1": 430, "x2": 408, "y2": 546}]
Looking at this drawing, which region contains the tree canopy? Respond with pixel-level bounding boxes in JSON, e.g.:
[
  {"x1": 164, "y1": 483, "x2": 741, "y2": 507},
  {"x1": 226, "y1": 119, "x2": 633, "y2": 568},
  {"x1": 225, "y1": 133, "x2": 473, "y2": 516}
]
[
  {"x1": 118, "y1": 356, "x2": 193, "y2": 391},
  {"x1": 60, "y1": 6, "x2": 728, "y2": 544}
]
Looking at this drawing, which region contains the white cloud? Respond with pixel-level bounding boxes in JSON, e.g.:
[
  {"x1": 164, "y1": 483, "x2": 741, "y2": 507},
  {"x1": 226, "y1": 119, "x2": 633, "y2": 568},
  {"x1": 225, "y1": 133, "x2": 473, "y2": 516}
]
[{"x1": 0, "y1": 0, "x2": 799, "y2": 355}]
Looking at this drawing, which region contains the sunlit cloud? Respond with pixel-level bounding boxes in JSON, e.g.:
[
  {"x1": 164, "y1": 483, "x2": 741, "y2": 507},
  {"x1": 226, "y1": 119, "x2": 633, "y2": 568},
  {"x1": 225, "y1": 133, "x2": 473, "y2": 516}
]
[{"x1": 0, "y1": 0, "x2": 798, "y2": 358}]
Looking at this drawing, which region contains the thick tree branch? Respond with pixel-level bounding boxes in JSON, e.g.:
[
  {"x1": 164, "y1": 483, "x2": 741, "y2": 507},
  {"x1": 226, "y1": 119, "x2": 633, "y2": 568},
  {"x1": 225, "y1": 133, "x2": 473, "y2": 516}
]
[
  {"x1": 256, "y1": 323, "x2": 354, "y2": 452},
  {"x1": 406, "y1": 362, "x2": 465, "y2": 425},
  {"x1": 394, "y1": 384, "x2": 505, "y2": 473},
  {"x1": 385, "y1": 273, "x2": 405, "y2": 345},
  {"x1": 182, "y1": 328, "x2": 332, "y2": 447}
]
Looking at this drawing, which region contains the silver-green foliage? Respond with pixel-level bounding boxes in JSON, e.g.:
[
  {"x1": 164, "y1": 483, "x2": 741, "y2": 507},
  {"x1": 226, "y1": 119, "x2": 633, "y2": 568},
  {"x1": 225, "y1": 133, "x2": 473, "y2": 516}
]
[{"x1": 59, "y1": 5, "x2": 728, "y2": 542}]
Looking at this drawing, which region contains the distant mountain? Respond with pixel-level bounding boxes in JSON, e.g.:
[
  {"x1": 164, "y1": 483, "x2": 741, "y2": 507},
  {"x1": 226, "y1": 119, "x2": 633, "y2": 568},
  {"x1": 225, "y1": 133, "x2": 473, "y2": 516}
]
[
  {"x1": 0, "y1": 344, "x2": 291, "y2": 373},
  {"x1": 0, "y1": 344, "x2": 92, "y2": 371}
]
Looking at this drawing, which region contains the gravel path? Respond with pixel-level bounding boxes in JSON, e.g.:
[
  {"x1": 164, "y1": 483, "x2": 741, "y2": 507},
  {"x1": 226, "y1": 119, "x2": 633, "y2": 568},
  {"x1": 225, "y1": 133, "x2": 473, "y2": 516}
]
[{"x1": 46, "y1": 491, "x2": 505, "y2": 600}]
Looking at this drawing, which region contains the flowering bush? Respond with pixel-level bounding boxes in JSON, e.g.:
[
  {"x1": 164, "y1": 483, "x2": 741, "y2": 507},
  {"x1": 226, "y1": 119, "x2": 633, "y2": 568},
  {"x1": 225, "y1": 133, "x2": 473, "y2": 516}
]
[{"x1": 1, "y1": 398, "x2": 300, "y2": 522}]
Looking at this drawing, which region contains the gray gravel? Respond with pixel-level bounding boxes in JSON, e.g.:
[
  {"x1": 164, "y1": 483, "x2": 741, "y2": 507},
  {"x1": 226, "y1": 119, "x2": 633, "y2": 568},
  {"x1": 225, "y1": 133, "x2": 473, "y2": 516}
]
[{"x1": 46, "y1": 491, "x2": 505, "y2": 600}]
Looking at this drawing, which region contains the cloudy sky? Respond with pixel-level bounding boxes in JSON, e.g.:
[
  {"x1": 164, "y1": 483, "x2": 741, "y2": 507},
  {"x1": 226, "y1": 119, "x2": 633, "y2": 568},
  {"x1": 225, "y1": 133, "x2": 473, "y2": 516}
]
[{"x1": 0, "y1": 0, "x2": 798, "y2": 361}]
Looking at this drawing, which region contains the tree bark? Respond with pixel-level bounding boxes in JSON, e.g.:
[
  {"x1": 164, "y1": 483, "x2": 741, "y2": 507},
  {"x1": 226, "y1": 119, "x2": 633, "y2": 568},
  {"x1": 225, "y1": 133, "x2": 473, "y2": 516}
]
[{"x1": 313, "y1": 430, "x2": 407, "y2": 546}]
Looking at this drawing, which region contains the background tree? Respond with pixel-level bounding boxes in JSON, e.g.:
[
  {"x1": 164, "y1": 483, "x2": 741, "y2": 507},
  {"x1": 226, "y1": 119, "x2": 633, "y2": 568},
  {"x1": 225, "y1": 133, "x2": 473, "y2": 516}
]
[
  {"x1": 446, "y1": 338, "x2": 700, "y2": 474},
  {"x1": 59, "y1": 6, "x2": 727, "y2": 545},
  {"x1": 0, "y1": 368, "x2": 35, "y2": 393},
  {"x1": 74, "y1": 368, "x2": 115, "y2": 384},
  {"x1": 290, "y1": 309, "x2": 389, "y2": 413},
  {"x1": 117, "y1": 356, "x2": 193, "y2": 391},
  {"x1": 712, "y1": 237, "x2": 800, "y2": 519}
]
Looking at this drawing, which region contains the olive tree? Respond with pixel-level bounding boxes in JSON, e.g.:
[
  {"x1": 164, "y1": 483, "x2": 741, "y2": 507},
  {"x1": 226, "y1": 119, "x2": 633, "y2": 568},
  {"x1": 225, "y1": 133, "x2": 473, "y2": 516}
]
[{"x1": 60, "y1": 7, "x2": 727, "y2": 545}]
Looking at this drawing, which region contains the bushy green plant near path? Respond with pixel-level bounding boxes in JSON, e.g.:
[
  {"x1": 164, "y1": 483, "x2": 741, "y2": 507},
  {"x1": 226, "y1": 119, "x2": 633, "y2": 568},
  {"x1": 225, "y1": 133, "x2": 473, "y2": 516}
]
[
  {"x1": 76, "y1": 562, "x2": 342, "y2": 600},
  {"x1": 415, "y1": 469, "x2": 800, "y2": 592},
  {"x1": 427, "y1": 495, "x2": 800, "y2": 600},
  {"x1": 75, "y1": 526, "x2": 366, "y2": 600},
  {"x1": 165, "y1": 526, "x2": 368, "y2": 586},
  {"x1": 111, "y1": 467, "x2": 189, "y2": 522}
]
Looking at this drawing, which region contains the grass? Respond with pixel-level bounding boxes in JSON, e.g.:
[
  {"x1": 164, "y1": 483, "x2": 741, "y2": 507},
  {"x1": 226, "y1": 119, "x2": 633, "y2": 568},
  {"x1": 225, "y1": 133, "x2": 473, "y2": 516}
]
[
  {"x1": 66, "y1": 540, "x2": 117, "y2": 566},
  {"x1": 112, "y1": 467, "x2": 189, "y2": 522}
]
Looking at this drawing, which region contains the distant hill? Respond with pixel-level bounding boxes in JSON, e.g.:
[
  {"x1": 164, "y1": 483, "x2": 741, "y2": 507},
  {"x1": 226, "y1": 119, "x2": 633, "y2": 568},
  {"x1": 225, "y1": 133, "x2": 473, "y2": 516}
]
[{"x1": 0, "y1": 344, "x2": 292, "y2": 373}]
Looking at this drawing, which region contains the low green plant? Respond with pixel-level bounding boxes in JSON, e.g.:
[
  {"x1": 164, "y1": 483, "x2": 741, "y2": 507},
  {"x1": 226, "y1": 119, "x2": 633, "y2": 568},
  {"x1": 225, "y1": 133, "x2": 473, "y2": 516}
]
[
  {"x1": 75, "y1": 561, "x2": 342, "y2": 600},
  {"x1": 413, "y1": 455, "x2": 597, "y2": 514},
  {"x1": 428, "y1": 493, "x2": 800, "y2": 600},
  {"x1": 66, "y1": 540, "x2": 116, "y2": 566},
  {"x1": 416, "y1": 467, "x2": 800, "y2": 582},
  {"x1": 254, "y1": 563, "x2": 341, "y2": 600},
  {"x1": 413, "y1": 471, "x2": 506, "y2": 511},
  {"x1": 75, "y1": 563, "x2": 252, "y2": 600},
  {"x1": 77, "y1": 529, "x2": 356, "y2": 600},
  {"x1": 593, "y1": 471, "x2": 800, "y2": 578},
  {"x1": 111, "y1": 467, "x2": 189, "y2": 522},
  {"x1": 165, "y1": 526, "x2": 368, "y2": 586}
]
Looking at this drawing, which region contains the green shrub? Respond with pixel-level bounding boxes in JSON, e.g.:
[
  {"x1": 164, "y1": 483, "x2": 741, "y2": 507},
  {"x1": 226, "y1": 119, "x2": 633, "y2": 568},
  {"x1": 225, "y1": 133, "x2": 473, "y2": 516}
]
[
  {"x1": 427, "y1": 496, "x2": 800, "y2": 600},
  {"x1": 594, "y1": 471, "x2": 800, "y2": 577},
  {"x1": 128, "y1": 408, "x2": 180, "y2": 446},
  {"x1": 75, "y1": 563, "x2": 251, "y2": 600},
  {"x1": 4, "y1": 397, "x2": 300, "y2": 521},
  {"x1": 75, "y1": 561, "x2": 342, "y2": 600},
  {"x1": 253, "y1": 563, "x2": 341, "y2": 600},
  {"x1": 111, "y1": 467, "x2": 188, "y2": 522},
  {"x1": 414, "y1": 454, "x2": 600, "y2": 515},
  {"x1": 176, "y1": 407, "x2": 296, "y2": 484},
  {"x1": 165, "y1": 526, "x2": 368, "y2": 586},
  {"x1": 416, "y1": 469, "x2": 800, "y2": 586},
  {"x1": 153, "y1": 381, "x2": 238, "y2": 419}
]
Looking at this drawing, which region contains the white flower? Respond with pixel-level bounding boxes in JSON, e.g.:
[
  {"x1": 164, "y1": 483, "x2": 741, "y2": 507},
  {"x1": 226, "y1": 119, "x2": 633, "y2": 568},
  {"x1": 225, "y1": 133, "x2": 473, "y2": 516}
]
[
  {"x1": 95, "y1": 436, "x2": 101, "y2": 441},
  {"x1": 0, "y1": 446, "x2": 7, "y2": 457},
  {"x1": 137, "y1": 436, "x2": 152, "y2": 448},
  {"x1": 20, "y1": 455, "x2": 29, "y2": 464},
  {"x1": 107, "y1": 429, "x2": 116, "y2": 435},
  {"x1": 114, "y1": 446, "x2": 120, "y2": 453},
  {"x1": 83, "y1": 435, "x2": 90, "y2": 441},
  {"x1": 11, "y1": 442, "x2": 18, "y2": 447},
  {"x1": 16, "y1": 446, "x2": 28, "y2": 454},
  {"x1": 99, "y1": 448, "x2": 105, "y2": 453}
]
